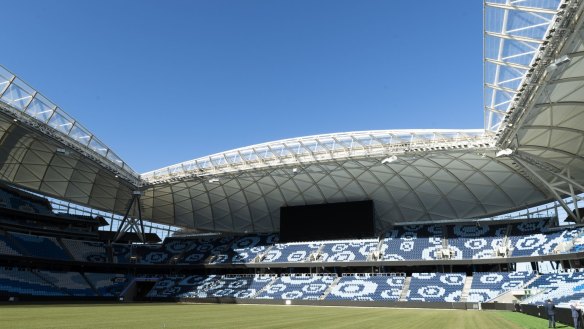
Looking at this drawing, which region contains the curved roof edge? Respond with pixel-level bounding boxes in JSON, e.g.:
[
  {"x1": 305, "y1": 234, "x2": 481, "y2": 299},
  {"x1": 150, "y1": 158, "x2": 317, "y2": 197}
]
[
  {"x1": 141, "y1": 129, "x2": 495, "y2": 185},
  {"x1": 0, "y1": 65, "x2": 140, "y2": 186},
  {"x1": 484, "y1": 0, "x2": 565, "y2": 132}
]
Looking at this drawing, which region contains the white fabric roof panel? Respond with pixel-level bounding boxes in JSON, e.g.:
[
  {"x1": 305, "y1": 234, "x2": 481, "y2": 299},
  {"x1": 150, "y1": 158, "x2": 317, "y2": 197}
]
[
  {"x1": 139, "y1": 149, "x2": 551, "y2": 232},
  {"x1": 0, "y1": 112, "x2": 134, "y2": 215}
]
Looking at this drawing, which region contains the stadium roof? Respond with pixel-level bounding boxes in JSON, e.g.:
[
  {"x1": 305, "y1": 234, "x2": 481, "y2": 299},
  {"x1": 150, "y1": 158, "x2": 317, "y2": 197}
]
[{"x1": 0, "y1": 0, "x2": 583, "y2": 233}]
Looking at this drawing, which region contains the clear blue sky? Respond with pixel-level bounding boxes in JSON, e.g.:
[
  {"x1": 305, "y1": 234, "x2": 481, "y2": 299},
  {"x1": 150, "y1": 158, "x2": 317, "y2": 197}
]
[{"x1": 2, "y1": 0, "x2": 483, "y2": 173}]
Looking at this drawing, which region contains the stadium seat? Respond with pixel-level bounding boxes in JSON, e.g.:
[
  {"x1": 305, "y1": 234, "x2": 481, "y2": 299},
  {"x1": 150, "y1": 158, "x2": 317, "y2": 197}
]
[
  {"x1": 467, "y1": 271, "x2": 534, "y2": 302},
  {"x1": 325, "y1": 273, "x2": 405, "y2": 301},
  {"x1": 255, "y1": 274, "x2": 336, "y2": 300},
  {"x1": 406, "y1": 273, "x2": 465, "y2": 302}
]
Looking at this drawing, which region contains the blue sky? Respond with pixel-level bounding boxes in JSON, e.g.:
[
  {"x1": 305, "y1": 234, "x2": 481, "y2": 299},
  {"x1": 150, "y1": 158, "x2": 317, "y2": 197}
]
[{"x1": 2, "y1": 0, "x2": 483, "y2": 173}]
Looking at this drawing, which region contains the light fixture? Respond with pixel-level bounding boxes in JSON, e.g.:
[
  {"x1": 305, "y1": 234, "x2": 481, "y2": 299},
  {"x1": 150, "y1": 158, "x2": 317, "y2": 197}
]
[
  {"x1": 381, "y1": 155, "x2": 398, "y2": 164},
  {"x1": 56, "y1": 148, "x2": 70, "y2": 155},
  {"x1": 495, "y1": 148, "x2": 514, "y2": 157},
  {"x1": 208, "y1": 178, "x2": 219, "y2": 183},
  {"x1": 546, "y1": 55, "x2": 571, "y2": 73}
]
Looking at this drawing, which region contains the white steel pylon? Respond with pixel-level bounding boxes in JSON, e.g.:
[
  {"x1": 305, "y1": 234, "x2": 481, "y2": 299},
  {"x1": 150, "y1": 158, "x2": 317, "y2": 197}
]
[
  {"x1": 113, "y1": 190, "x2": 145, "y2": 243},
  {"x1": 512, "y1": 154, "x2": 584, "y2": 222}
]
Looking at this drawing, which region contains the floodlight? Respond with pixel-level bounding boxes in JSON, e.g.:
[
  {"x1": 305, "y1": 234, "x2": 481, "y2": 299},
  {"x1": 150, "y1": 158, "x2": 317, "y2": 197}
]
[
  {"x1": 546, "y1": 55, "x2": 571, "y2": 73},
  {"x1": 495, "y1": 148, "x2": 514, "y2": 157},
  {"x1": 381, "y1": 156, "x2": 398, "y2": 164}
]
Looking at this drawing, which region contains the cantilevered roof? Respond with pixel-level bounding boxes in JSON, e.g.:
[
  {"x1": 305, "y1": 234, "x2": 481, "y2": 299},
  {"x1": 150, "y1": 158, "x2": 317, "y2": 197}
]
[
  {"x1": 138, "y1": 131, "x2": 552, "y2": 232},
  {"x1": 0, "y1": 66, "x2": 138, "y2": 217},
  {"x1": 0, "y1": 0, "x2": 582, "y2": 233},
  {"x1": 484, "y1": 0, "x2": 563, "y2": 131}
]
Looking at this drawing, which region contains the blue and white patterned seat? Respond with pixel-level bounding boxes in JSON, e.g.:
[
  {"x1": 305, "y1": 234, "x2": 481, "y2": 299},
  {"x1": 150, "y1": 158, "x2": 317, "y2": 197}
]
[
  {"x1": 210, "y1": 234, "x2": 279, "y2": 264},
  {"x1": 325, "y1": 274, "x2": 405, "y2": 301},
  {"x1": 147, "y1": 275, "x2": 214, "y2": 298},
  {"x1": 508, "y1": 220, "x2": 571, "y2": 257},
  {"x1": 467, "y1": 271, "x2": 534, "y2": 302},
  {"x1": 38, "y1": 270, "x2": 95, "y2": 296},
  {"x1": 260, "y1": 243, "x2": 321, "y2": 263},
  {"x1": 62, "y1": 239, "x2": 108, "y2": 263},
  {"x1": 447, "y1": 224, "x2": 507, "y2": 260},
  {"x1": 320, "y1": 239, "x2": 378, "y2": 262},
  {"x1": 147, "y1": 274, "x2": 275, "y2": 299},
  {"x1": 0, "y1": 231, "x2": 22, "y2": 256},
  {"x1": 9, "y1": 232, "x2": 71, "y2": 261},
  {"x1": 523, "y1": 272, "x2": 584, "y2": 305},
  {"x1": 84, "y1": 272, "x2": 132, "y2": 297},
  {"x1": 178, "y1": 236, "x2": 234, "y2": 264},
  {"x1": 256, "y1": 274, "x2": 336, "y2": 300},
  {"x1": 135, "y1": 239, "x2": 194, "y2": 264},
  {"x1": 380, "y1": 225, "x2": 443, "y2": 261},
  {"x1": 406, "y1": 273, "x2": 465, "y2": 302},
  {"x1": 183, "y1": 274, "x2": 275, "y2": 299},
  {"x1": 0, "y1": 267, "x2": 66, "y2": 296},
  {"x1": 111, "y1": 244, "x2": 132, "y2": 263}
]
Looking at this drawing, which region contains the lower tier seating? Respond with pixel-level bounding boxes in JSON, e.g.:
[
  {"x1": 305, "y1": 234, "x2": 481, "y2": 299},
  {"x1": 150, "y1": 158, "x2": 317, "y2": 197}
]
[
  {"x1": 325, "y1": 273, "x2": 405, "y2": 301},
  {"x1": 522, "y1": 272, "x2": 584, "y2": 305},
  {"x1": 467, "y1": 271, "x2": 535, "y2": 302},
  {"x1": 406, "y1": 273, "x2": 465, "y2": 302},
  {"x1": 0, "y1": 267, "x2": 66, "y2": 296},
  {"x1": 84, "y1": 272, "x2": 132, "y2": 297},
  {"x1": 255, "y1": 274, "x2": 337, "y2": 300}
]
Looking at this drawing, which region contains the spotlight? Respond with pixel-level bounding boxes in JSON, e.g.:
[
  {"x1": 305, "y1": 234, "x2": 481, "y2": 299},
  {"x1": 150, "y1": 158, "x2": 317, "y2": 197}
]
[
  {"x1": 495, "y1": 148, "x2": 514, "y2": 157},
  {"x1": 381, "y1": 156, "x2": 398, "y2": 164}
]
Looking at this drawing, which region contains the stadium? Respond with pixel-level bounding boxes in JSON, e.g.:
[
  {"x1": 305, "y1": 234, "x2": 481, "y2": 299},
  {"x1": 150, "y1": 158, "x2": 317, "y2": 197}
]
[{"x1": 1, "y1": 0, "x2": 584, "y2": 328}]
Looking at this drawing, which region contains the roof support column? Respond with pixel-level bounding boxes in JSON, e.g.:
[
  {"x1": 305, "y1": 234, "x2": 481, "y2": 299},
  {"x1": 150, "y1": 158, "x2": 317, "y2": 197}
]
[
  {"x1": 511, "y1": 154, "x2": 584, "y2": 222},
  {"x1": 113, "y1": 190, "x2": 145, "y2": 243}
]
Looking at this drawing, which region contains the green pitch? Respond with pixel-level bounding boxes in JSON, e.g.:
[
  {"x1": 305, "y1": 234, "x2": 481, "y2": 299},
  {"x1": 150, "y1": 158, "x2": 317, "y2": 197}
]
[{"x1": 0, "y1": 303, "x2": 555, "y2": 329}]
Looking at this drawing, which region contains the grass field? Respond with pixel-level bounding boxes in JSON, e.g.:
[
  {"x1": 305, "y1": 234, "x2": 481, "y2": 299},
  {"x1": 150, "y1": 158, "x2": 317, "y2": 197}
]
[{"x1": 0, "y1": 303, "x2": 566, "y2": 329}]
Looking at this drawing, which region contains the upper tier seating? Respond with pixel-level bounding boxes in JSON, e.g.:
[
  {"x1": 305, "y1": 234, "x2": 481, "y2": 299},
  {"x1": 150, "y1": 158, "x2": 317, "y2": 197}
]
[
  {"x1": 178, "y1": 236, "x2": 235, "y2": 264},
  {"x1": 319, "y1": 239, "x2": 378, "y2": 262},
  {"x1": 61, "y1": 239, "x2": 108, "y2": 263},
  {"x1": 325, "y1": 273, "x2": 405, "y2": 301},
  {"x1": 508, "y1": 220, "x2": 581, "y2": 257},
  {"x1": 0, "y1": 189, "x2": 52, "y2": 215},
  {"x1": 406, "y1": 273, "x2": 465, "y2": 302},
  {"x1": 260, "y1": 242, "x2": 322, "y2": 263},
  {"x1": 111, "y1": 244, "x2": 132, "y2": 264},
  {"x1": 0, "y1": 219, "x2": 582, "y2": 266},
  {"x1": 9, "y1": 232, "x2": 70, "y2": 261},
  {"x1": 446, "y1": 224, "x2": 508, "y2": 259},
  {"x1": 467, "y1": 271, "x2": 535, "y2": 302},
  {"x1": 209, "y1": 234, "x2": 279, "y2": 264},
  {"x1": 0, "y1": 231, "x2": 22, "y2": 256},
  {"x1": 255, "y1": 274, "x2": 337, "y2": 300},
  {"x1": 380, "y1": 225, "x2": 443, "y2": 261}
]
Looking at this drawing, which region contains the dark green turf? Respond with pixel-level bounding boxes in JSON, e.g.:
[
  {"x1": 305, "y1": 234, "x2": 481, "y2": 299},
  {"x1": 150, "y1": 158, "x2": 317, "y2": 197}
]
[{"x1": 0, "y1": 303, "x2": 555, "y2": 329}]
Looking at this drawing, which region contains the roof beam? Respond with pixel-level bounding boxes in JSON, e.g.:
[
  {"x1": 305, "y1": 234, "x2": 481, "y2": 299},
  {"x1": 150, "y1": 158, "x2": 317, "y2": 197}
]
[
  {"x1": 485, "y1": 58, "x2": 531, "y2": 71},
  {"x1": 485, "y1": 3, "x2": 558, "y2": 15},
  {"x1": 485, "y1": 31, "x2": 544, "y2": 45},
  {"x1": 485, "y1": 83, "x2": 519, "y2": 94}
]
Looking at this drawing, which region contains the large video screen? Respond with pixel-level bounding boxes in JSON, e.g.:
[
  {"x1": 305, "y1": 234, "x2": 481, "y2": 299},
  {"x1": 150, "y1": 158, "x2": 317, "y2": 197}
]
[{"x1": 279, "y1": 200, "x2": 375, "y2": 243}]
